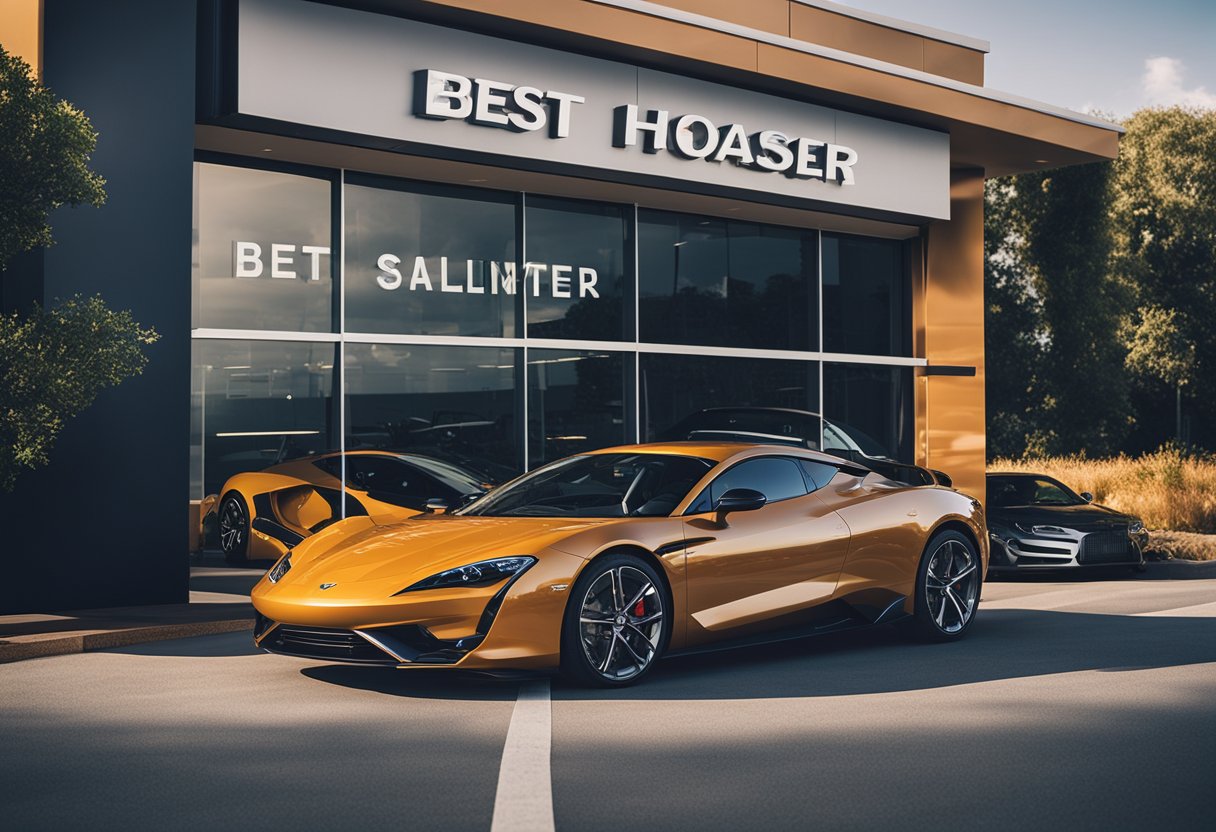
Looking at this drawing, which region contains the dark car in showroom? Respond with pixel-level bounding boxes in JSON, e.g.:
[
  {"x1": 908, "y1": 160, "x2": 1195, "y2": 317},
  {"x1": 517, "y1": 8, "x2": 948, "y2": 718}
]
[
  {"x1": 658, "y1": 407, "x2": 950, "y2": 487},
  {"x1": 986, "y1": 473, "x2": 1149, "y2": 574}
]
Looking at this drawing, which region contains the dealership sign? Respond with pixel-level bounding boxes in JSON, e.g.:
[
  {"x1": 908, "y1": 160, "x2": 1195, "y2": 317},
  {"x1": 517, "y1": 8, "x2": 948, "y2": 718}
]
[
  {"x1": 233, "y1": 0, "x2": 949, "y2": 219},
  {"x1": 231, "y1": 242, "x2": 600, "y2": 299},
  {"x1": 415, "y1": 69, "x2": 858, "y2": 185}
]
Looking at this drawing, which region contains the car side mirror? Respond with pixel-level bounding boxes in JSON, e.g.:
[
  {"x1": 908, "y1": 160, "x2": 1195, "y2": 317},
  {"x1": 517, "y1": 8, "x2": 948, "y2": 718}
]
[
  {"x1": 1080, "y1": 491, "x2": 1094, "y2": 503},
  {"x1": 423, "y1": 497, "x2": 449, "y2": 515},
  {"x1": 714, "y1": 488, "x2": 767, "y2": 514}
]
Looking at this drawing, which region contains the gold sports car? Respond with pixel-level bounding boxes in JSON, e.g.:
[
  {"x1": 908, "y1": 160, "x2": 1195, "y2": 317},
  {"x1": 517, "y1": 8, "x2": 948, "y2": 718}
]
[
  {"x1": 211, "y1": 450, "x2": 492, "y2": 565},
  {"x1": 252, "y1": 442, "x2": 987, "y2": 687}
]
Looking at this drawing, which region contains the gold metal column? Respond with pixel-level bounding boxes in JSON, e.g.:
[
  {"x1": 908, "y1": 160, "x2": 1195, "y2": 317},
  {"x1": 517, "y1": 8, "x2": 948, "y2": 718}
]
[{"x1": 921, "y1": 168, "x2": 986, "y2": 505}]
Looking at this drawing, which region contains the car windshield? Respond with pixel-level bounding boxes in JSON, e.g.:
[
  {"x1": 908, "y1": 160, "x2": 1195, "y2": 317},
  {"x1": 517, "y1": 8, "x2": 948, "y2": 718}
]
[
  {"x1": 988, "y1": 476, "x2": 1085, "y2": 507},
  {"x1": 458, "y1": 453, "x2": 715, "y2": 518},
  {"x1": 405, "y1": 455, "x2": 491, "y2": 493}
]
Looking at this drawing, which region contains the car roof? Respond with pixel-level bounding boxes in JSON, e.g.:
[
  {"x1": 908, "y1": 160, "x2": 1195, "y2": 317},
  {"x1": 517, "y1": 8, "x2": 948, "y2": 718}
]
[{"x1": 583, "y1": 441, "x2": 855, "y2": 467}]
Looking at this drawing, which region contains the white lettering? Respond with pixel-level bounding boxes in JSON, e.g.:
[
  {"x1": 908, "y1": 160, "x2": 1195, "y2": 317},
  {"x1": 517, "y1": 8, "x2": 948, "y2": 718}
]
[
  {"x1": 418, "y1": 69, "x2": 473, "y2": 119},
  {"x1": 466, "y1": 259, "x2": 485, "y2": 294},
  {"x1": 578, "y1": 267, "x2": 599, "y2": 299},
  {"x1": 270, "y1": 244, "x2": 296, "y2": 279},
  {"x1": 439, "y1": 256, "x2": 462, "y2": 293},
  {"x1": 376, "y1": 253, "x2": 403, "y2": 290},
  {"x1": 672, "y1": 114, "x2": 717, "y2": 159},
  {"x1": 234, "y1": 242, "x2": 262, "y2": 278},
  {"x1": 793, "y1": 138, "x2": 826, "y2": 179},
  {"x1": 752, "y1": 130, "x2": 793, "y2": 173},
  {"x1": 492, "y1": 261, "x2": 516, "y2": 295},
  {"x1": 410, "y1": 256, "x2": 433, "y2": 291},
  {"x1": 526, "y1": 262, "x2": 547, "y2": 297},
  {"x1": 552, "y1": 264, "x2": 572, "y2": 298},
  {"x1": 472, "y1": 78, "x2": 512, "y2": 126},
  {"x1": 508, "y1": 86, "x2": 546, "y2": 132},
  {"x1": 825, "y1": 144, "x2": 858, "y2": 185},
  {"x1": 712, "y1": 124, "x2": 753, "y2": 165},
  {"x1": 301, "y1": 245, "x2": 329, "y2": 281},
  {"x1": 612, "y1": 104, "x2": 668, "y2": 153},
  {"x1": 544, "y1": 90, "x2": 585, "y2": 138}
]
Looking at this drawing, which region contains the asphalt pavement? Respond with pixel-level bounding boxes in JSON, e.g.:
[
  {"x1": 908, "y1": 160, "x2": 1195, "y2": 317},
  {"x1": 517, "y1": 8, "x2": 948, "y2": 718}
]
[{"x1": 2, "y1": 572, "x2": 1214, "y2": 831}]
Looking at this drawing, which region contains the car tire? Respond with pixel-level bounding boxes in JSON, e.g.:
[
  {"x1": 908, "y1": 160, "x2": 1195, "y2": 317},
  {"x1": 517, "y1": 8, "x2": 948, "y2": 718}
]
[
  {"x1": 906, "y1": 529, "x2": 982, "y2": 643},
  {"x1": 218, "y1": 492, "x2": 250, "y2": 566},
  {"x1": 560, "y1": 553, "x2": 669, "y2": 688}
]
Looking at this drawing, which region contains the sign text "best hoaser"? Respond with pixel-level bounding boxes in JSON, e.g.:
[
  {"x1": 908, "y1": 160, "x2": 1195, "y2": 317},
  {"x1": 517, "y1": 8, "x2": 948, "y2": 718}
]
[{"x1": 415, "y1": 69, "x2": 858, "y2": 185}]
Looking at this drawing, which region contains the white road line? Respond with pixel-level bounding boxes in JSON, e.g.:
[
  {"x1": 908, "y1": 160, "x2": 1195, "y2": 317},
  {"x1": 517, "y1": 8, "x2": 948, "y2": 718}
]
[{"x1": 490, "y1": 679, "x2": 555, "y2": 832}]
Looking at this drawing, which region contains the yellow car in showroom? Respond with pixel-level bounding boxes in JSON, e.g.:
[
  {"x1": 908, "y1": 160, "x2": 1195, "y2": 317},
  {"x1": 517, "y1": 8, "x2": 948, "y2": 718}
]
[
  {"x1": 252, "y1": 442, "x2": 987, "y2": 687},
  {"x1": 212, "y1": 450, "x2": 492, "y2": 565}
]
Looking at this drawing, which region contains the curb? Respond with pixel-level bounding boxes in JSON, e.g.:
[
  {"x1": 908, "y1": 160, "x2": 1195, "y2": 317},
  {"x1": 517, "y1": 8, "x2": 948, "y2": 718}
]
[{"x1": 0, "y1": 618, "x2": 254, "y2": 664}]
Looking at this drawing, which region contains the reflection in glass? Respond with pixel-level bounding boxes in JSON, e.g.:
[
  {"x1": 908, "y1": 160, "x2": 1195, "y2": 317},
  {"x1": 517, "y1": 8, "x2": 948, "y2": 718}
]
[
  {"x1": 822, "y1": 233, "x2": 911, "y2": 356},
  {"x1": 528, "y1": 350, "x2": 626, "y2": 466},
  {"x1": 638, "y1": 210, "x2": 818, "y2": 350},
  {"x1": 823, "y1": 363, "x2": 914, "y2": 463},
  {"x1": 344, "y1": 344, "x2": 519, "y2": 482},
  {"x1": 524, "y1": 196, "x2": 630, "y2": 341},
  {"x1": 189, "y1": 340, "x2": 337, "y2": 499},
  {"x1": 343, "y1": 177, "x2": 517, "y2": 337},
  {"x1": 641, "y1": 353, "x2": 820, "y2": 445},
  {"x1": 192, "y1": 162, "x2": 333, "y2": 332}
]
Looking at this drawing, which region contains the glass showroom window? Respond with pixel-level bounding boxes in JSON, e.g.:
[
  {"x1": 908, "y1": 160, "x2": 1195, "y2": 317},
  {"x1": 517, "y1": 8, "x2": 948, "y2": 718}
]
[
  {"x1": 640, "y1": 353, "x2": 820, "y2": 446},
  {"x1": 823, "y1": 363, "x2": 914, "y2": 463},
  {"x1": 192, "y1": 161, "x2": 333, "y2": 332},
  {"x1": 343, "y1": 176, "x2": 518, "y2": 337},
  {"x1": 523, "y1": 196, "x2": 631, "y2": 341},
  {"x1": 189, "y1": 340, "x2": 337, "y2": 500},
  {"x1": 638, "y1": 210, "x2": 818, "y2": 350},
  {"x1": 822, "y1": 233, "x2": 911, "y2": 357},
  {"x1": 528, "y1": 349, "x2": 627, "y2": 466},
  {"x1": 344, "y1": 344, "x2": 520, "y2": 483}
]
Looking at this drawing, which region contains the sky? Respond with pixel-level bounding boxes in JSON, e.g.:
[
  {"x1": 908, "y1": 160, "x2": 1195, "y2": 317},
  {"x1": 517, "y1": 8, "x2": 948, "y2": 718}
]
[{"x1": 846, "y1": 0, "x2": 1216, "y2": 119}]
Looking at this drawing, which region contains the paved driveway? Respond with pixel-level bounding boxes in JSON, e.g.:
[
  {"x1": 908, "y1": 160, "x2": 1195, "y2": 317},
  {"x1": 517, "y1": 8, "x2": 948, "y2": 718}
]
[{"x1": 2, "y1": 574, "x2": 1214, "y2": 831}]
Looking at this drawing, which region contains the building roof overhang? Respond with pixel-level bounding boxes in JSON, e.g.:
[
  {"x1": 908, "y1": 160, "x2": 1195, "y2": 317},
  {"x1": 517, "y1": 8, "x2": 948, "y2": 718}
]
[{"x1": 344, "y1": 0, "x2": 1120, "y2": 177}]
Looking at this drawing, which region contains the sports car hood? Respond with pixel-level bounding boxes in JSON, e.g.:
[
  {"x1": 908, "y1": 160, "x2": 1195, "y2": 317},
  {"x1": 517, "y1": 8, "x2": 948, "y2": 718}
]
[
  {"x1": 989, "y1": 502, "x2": 1130, "y2": 531},
  {"x1": 271, "y1": 514, "x2": 612, "y2": 590}
]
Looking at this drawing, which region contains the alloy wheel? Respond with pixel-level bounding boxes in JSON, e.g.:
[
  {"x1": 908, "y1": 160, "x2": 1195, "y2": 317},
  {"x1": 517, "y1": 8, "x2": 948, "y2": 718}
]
[
  {"x1": 925, "y1": 539, "x2": 979, "y2": 634},
  {"x1": 578, "y1": 565, "x2": 663, "y2": 682},
  {"x1": 219, "y1": 496, "x2": 247, "y2": 555}
]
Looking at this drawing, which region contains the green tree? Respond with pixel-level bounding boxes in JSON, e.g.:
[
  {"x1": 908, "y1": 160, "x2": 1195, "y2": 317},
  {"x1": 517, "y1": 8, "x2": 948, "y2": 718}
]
[
  {"x1": 984, "y1": 178, "x2": 1045, "y2": 458},
  {"x1": 1113, "y1": 107, "x2": 1216, "y2": 447},
  {"x1": 0, "y1": 45, "x2": 105, "y2": 267},
  {"x1": 984, "y1": 161, "x2": 1132, "y2": 457},
  {"x1": 0, "y1": 45, "x2": 157, "y2": 490}
]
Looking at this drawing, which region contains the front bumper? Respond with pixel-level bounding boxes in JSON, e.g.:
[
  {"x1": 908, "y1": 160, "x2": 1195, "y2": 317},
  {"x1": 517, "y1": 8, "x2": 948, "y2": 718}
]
[
  {"x1": 988, "y1": 528, "x2": 1148, "y2": 570},
  {"x1": 251, "y1": 549, "x2": 584, "y2": 671}
]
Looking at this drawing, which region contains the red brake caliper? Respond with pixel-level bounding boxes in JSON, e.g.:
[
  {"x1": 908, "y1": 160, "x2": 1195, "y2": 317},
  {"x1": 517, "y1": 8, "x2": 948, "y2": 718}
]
[{"x1": 633, "y1": 597, "x2": 646, "y2": 617}]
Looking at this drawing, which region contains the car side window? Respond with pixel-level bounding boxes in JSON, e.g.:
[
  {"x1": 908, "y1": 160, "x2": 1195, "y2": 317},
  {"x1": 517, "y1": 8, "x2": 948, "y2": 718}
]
[
  {"x1": 798, "y1": 460, "x2": 838, "y2": 492},
  {"x1": 348, "y1": 457, "x2": 450, "y2": 506},
  {"x1": 686, "y1": 457, "x2": 809, "y2": 513}
]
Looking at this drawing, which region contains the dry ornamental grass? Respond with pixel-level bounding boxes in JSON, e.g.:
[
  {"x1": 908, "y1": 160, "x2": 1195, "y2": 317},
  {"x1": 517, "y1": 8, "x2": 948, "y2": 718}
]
[{"x1": 989, "y1": 448, "x2": 1216, "y2": 560}]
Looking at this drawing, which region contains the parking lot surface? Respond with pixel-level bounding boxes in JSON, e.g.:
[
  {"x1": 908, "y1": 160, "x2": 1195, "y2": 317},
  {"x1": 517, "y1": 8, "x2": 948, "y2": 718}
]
[{"x1": 3, "y1": 572, "x2": 1214, "y2": 831}]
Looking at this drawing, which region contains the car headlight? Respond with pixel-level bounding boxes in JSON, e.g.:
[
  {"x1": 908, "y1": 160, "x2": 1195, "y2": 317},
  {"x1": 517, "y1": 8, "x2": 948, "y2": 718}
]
[
  {"x1": 394, "y1": 556, "x2": 536, "y2": 594},
  {"x1": 268, "y1": 552, "x2": 292, "y2": 583},
  {"x1": 1129, "y1": 520, "x2": 1145, "y2": 534}
]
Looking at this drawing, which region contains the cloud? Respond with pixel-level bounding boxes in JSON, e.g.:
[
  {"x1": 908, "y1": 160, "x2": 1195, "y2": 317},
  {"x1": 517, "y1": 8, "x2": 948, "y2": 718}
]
[{"x1": 1142, "y1": 57, "x2": 1216, "y2": 108}]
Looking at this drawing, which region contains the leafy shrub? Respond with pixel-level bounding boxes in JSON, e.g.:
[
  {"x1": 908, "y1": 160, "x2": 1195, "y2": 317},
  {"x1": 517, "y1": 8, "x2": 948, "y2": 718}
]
[{"x1": 0, "y1": 296, "x2": 158, "y2": 490}]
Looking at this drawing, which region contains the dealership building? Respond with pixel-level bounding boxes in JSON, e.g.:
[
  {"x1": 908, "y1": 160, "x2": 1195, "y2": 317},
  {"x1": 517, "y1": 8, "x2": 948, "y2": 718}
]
[{"x1": 0, "y1": 0, "x2": 1121, "y2": 612}]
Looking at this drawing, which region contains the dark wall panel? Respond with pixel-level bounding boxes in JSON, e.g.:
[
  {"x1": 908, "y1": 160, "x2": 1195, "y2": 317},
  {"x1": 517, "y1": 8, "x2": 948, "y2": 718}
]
[{"x1": 0, "y1": 0, "x2": 195, "y2": 612}]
